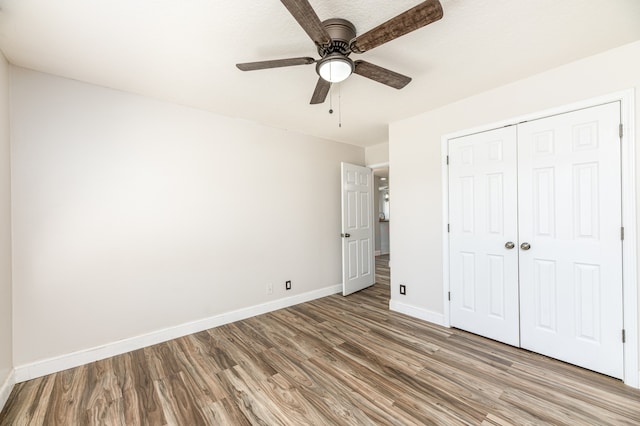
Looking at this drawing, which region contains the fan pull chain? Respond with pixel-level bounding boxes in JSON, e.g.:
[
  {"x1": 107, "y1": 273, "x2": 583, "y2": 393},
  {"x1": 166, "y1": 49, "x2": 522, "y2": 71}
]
[
  {"x1": 329, "y1": 85, "x2": 333, "y2": 115},
  {"x1": 338, "y1": 83, "x2": 342, "y2": 128},
  {"x1": 327, "y1": 82, "x2": 342, "y2": 129},
  {"x1": 328, "y1": 65, "x2": 334, "y2": 115}
]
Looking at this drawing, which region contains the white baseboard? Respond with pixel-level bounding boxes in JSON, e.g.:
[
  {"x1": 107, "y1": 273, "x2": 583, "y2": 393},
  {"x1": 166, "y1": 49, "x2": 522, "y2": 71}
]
[
  {"x1": 0, "y1": 369, "x2": 16, "y2": 412},
  {"x1": 389, "y1": 299, "x2": 446, "y2": 326},
  {"x1": 15, "y1": 284, "x2": 342, "y2": 383},
  {"x1": 374, "y1": 250, "x2": 381, "y2": 256}
]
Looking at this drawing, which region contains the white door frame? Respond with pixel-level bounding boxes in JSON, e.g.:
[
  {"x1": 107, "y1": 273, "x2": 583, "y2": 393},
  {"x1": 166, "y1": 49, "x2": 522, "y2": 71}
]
[{"x1": 440, "y1": 90, "x2": 638, "y2": 388}]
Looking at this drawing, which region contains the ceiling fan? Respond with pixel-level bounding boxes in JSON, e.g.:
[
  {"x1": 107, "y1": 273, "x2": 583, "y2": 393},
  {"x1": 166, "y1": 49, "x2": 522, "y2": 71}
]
[{"x1": 236, "y1": 0, "x2": 443, "y2": 104}]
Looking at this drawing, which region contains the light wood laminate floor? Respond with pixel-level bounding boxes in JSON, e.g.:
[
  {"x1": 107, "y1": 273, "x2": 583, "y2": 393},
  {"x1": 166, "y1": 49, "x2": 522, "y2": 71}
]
[{"x1": 2, "y1": 254, "x2": 640, "y2": 425}]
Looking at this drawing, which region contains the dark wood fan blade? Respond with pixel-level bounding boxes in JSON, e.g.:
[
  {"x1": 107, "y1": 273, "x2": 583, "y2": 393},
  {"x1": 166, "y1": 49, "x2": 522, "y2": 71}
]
[
  {"x1": 280, "y1": 0, "x2": 331, "y2": 47},
  {"x1": 236, "y1": 57, "x2": 315, "y2": 71},
  {"x1": 310, "y1": 77, "x2": 331, "y2": 104},
  {"x1": 350, "y1": 0, "x2": 443, "y2": 53},
  {"x1": 354, "y1": 60, "x2": 411, "y2": 89}
]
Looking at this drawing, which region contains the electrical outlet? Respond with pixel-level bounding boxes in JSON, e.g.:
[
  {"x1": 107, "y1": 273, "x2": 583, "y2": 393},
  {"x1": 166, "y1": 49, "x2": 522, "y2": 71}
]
[
  {"x1": 285, "y1": 280, "x2": 292, "y2": 290},
  {"x1": 399, "y1": 284, "x2": 406, "y2": 295},
  {"x1": 267, "y1": 283, "x2": 273, "y2": 295}
]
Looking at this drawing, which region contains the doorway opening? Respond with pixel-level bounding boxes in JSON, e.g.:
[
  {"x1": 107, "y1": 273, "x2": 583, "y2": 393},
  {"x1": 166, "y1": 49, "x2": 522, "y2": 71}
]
[
  {"x1": 373, "y1": 167, "x2": 390, "y2": 257},
  {"x1": 372, "y1": 166, "x2": 391, "y2": 298}
]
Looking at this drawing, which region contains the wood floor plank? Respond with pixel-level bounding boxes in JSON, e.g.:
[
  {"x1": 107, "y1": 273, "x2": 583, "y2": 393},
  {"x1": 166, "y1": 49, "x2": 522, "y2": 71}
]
[
  {"x1": 289, "y1": 358, "x2": 380, "y2": 426},
  {"x1": 257, "y1": 373, "x2": 320, "y2": 423},
  {"x1": 507, "y1": 360, "x2": 640, "y2": 420},
  {"x1": 154, "y1": 372, "x2": 208, "y2": 426},
  {"x1": 82, "y1": 396, "x2": 125, "y2": 426},
  {"x1": 190, "y1": 330, "x2": 237, "y2": 372},
  {"x1": 265, "y1": 355, "x2": 355, "y2": 425},
  {"x1": 41, "y1": 365, "x2": 88, "y2": 425},
  {"x1": 2, "y1": 254, "x2": 640, "y2": 425},
  {"x1": 125, "y1": 349, "x2": 167, "y2": 425},
  {"x1": 171, "y1": 337, "x2": 228, "y2": 404},
  {"x1": 215, "y1": 366, "x2": 285, "y2": 425},
  {"x1": 499, "y1": 387, "x2": 609, "y2": 426},
  {"x1": 83, "y1": 358, "x2": 122, "y2": 412},
  {"x1": 258, "y1": 348, "x2": 315, "y2": 389},
  {"x1": 207, "y1": 398, "x2": 251, "y2": 425},
  {"x1": 210, "y1": 330, "x2": 277, "y2": 383},
  {"x1": 0, "y1": 375, "x2": 55, "y2": 426}
]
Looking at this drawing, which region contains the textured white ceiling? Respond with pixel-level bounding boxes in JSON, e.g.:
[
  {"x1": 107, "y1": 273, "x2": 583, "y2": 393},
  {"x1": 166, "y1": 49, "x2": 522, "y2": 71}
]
[{"x1": 1, "y1": 0, "x2": 639, "y2": 147}]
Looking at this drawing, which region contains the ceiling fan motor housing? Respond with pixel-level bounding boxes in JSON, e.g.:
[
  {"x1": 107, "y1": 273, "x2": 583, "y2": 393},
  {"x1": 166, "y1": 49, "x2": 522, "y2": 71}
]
[{"x1": 317, "y1": 18, "x2": 356, "y2": 57}]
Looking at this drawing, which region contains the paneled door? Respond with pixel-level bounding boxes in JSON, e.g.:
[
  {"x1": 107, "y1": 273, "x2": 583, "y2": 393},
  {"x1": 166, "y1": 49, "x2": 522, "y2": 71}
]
[
  {"x1": 341, "y1": 163, "x2": 375, "y2": 296},
  {"x1": 448, "y1": 126, "x2": 520, "y2": 346},
  {"x1": 448, "y1": 101, "x2": 624, "y2": 379},
  {"x1": 518, "y1": 102, "x2": 623, "y2": 379}
]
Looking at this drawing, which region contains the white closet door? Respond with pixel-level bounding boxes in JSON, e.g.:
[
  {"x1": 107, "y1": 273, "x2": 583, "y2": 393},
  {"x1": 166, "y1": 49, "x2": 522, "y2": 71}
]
[
  {"x1": 449, "y1": 126, "x2": 520, "y2": 346},
  {"x1": 518, "y1": 102, "x2": 624, "y2": 379}
]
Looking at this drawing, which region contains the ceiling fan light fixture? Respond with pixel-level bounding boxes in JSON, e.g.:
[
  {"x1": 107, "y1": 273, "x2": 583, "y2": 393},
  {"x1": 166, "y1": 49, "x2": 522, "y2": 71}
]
[
  {"x1": 236, "y1": 0, "x2": 443, "y2": 104},
  {"x1": 317, "y1": 54, "x2": 353, "y2": 83}
]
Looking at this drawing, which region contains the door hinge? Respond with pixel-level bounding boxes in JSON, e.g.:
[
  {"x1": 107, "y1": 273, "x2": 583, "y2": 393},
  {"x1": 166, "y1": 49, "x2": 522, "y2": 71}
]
[
  {"x1": 622, "y1": 329, "x2": 626, "y2": 343},
  {"x1": 619, "y1": 123, "x2": 623, "y2": 138},
  {"x1": 447, "y1": 223, "x2": 450, "y2": 233},
  {"x1": 621, "y1": 226, "x2": 625, "y2": 241},
  {"x1": 448, "y1": 291, "x2": 451, "y2": 301},
  {"x1": 446, "y1": 155, "x2": 449, "y2": 165}
]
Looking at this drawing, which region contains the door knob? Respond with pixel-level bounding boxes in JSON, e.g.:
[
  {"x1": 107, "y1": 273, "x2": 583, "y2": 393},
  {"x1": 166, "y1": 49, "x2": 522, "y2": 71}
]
[
  {"x1": 520, "y1": 242, "x2": 531, "y2": 250},
  {"x1": 505, "y1": 241, "x2": 515, "y2": 249},
  {"x1": 341, "y1": 233, "x2": 351, "y2": 238}
]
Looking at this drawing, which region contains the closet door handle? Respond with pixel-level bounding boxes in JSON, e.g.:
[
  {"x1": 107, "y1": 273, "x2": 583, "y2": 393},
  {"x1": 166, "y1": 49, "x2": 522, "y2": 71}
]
[
  {"x1": 505, "y1": 241, "x2": 515, "y2": 249},
  {"x1": 520, "y1": 242, "x2": 531, "y2": 250}
]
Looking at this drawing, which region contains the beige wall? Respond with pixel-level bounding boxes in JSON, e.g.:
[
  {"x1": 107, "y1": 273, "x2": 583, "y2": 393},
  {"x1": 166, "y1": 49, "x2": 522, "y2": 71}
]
[
  {"x1": 10, "y1": 68, "x2": 363, "y2": 366},
  {"x1": 390, "y1": 40, "x2": 640, "y2": 379},
  {"x1": 365, "y1": 142, "x2": 389, "y2": 166},
  {"x1": 0, "y1": 52, "x2": 13, "y2": 404}
]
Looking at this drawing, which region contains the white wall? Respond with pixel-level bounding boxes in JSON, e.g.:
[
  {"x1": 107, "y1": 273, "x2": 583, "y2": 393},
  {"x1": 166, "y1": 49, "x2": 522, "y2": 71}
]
[
  {"x1": 10, "y1": 68, "x2": 363, "y2": 368},
  {"x1": 390, "y1": 40, "x2": 640, "y2": 370},
  {"x1": 365, "y1": 142, "x2": 389, "y2": 166},
  {"x1": 379, "y1": 222, "x2": 390, "y2": 256},
  {"x1": 0, "y1": 52, "x2": 14, "y2": 409}
]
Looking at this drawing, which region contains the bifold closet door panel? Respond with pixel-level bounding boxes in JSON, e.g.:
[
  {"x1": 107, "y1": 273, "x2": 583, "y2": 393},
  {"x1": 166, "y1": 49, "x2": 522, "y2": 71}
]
[
  {"x1": 517, "y1": 102, "x2": 624, "y2": 379},
  {"x1": 448, "y1": 126, "x2": 520, "y2": 346}
]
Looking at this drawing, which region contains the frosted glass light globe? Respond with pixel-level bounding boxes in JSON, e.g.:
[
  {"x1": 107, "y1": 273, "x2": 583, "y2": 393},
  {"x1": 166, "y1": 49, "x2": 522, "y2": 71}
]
[{"x1": 317, "y1": 55, "x2": 354, "y2": 83}]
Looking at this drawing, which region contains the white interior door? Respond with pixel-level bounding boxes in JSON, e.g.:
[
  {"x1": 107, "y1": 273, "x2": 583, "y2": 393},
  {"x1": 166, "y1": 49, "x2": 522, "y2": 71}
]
[
  {"x1": 448, "y1": 127, "x2": 520, "y2": 346},
  {"x1": 518, "y1": 102, "x2": 624, "y2": 379},
  {"x1": 341, "y1": 163, "x2": 375, "y2": 296}
]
